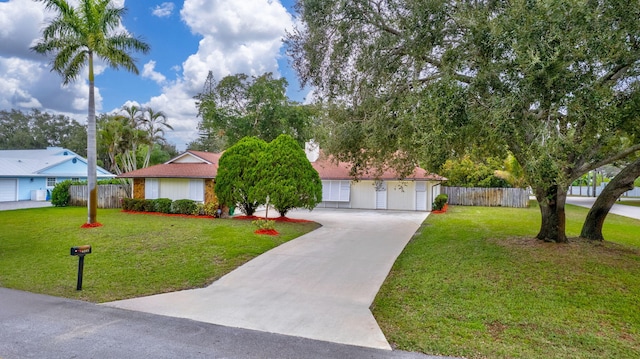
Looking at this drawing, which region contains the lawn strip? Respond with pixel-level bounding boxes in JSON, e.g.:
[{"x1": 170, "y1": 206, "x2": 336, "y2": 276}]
[
  {"x1": 0, "y1": 207, "x2": 319, "y2": 303},
  {"x1": 373, "y1": 203, "x2": 640, "y2": 359}
]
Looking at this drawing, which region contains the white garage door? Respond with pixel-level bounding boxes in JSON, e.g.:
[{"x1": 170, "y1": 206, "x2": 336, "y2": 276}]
[{"x1": 0, "y1": 179, "x2": 18, "y2": 202}]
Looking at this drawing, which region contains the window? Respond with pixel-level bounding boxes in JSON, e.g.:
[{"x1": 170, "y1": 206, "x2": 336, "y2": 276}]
[
  {"x1": 71, "y1": 178, "x2": 80, "y2": 182},
  {"x1": 322, "y1": 180, "x2": 350, "y2": 202},
  {"x1": 46, "y1": 178, "x2": 56, "y2": 187}
]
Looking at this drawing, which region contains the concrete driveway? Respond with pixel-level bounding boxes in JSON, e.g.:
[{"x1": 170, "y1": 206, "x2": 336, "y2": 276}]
[
  {"x1": 566, "y1": 196, "x2": 640, "y2": 220},
  {"x1": 0, "y1": 200, "x2": 52, "y2": 211},
  {"x1": 105, "y1": 208, "x2": 429, "y2": 350}
]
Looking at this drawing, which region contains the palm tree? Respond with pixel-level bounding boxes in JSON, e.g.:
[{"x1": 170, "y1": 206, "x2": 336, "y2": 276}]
[
  {"x1": 141, "y1": 107, "x2": 173, "y2": 168},
  {"x1": 120, "y1": 104, "x2": 145, "y2": 171},
  {"x1": 32, "y1": 0, "x2": 150, "y2": 224}
]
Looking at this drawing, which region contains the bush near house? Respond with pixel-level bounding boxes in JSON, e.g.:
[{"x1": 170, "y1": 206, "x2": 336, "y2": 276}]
[
  {"x1": 433, "y1": 194, "x2": 448, "y2": 211},
  {"x1": 154, "y1": 198, "x2": 173, "y2": 213}
]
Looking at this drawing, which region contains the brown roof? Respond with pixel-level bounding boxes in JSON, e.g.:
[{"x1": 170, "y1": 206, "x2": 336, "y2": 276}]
[
  {"x1": 118, "y1": 149, "x2": 446, "y2": 181},
  {"x1": 311, "y1": 153, "x2": 446, "y2": 181},
  {"x1": 117, "y1": 150, "x2": 221, "y2": 179}
]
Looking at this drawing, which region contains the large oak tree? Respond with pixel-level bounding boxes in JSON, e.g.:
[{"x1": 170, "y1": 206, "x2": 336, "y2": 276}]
[{"x1": 288, "y1": 0, "x2": 640, "y2": 242}]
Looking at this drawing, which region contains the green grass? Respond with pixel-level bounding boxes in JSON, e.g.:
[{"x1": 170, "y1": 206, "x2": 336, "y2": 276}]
[
  {"x1": 617, "y1": 199, "x2": 640, "y2": 208},
  {"x1": 0, "y1": 207, "x2": 319, "y2": 303},
  {"x1": 373, "y1": 203, "x2": 640, "y2": 359}
]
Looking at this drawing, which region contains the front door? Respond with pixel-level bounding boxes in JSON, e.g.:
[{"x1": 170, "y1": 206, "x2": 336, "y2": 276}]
[{"x1": 375, "y1": 181, "x2": 387, "y2": 209}]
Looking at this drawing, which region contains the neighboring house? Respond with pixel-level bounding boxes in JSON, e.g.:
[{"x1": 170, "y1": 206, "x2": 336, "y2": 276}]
[
  {"x1": 306, "y1": 145, "x2": 446, "y2": 212},
  {"x1": 0, "y1": 147, "x2": 115, "y2": 202},
  {"x1": 117, "y1": 150, "x2": 221, "y2": 205},
  {"x1": 118, "y1": 146, "x2": 446, "y2": 212}
]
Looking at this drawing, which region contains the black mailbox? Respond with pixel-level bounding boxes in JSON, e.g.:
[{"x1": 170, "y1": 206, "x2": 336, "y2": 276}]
[
  {"x1": 70, "y1": 245, "x2": 91, "y2": 290},
  {"x1": 71, "y1": 245, "x2": 91, "y2": 256}
]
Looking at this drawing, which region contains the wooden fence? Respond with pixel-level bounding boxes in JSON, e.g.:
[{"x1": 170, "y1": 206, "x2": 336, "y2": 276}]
[
  {"x1": 442, "y1": 187, "x2": 530, "y2": 208},
  {"x1": 69, "y1": 185, "x2": 128, "y2": 208}
]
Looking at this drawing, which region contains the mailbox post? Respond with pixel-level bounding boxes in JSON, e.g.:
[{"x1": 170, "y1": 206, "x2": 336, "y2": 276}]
[{"x1": 70, "y1": 245, "x2": 91, "y2": 290}]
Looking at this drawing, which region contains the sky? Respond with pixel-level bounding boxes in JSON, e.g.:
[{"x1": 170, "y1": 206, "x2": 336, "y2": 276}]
[{"x1": 0, "y1": 0, "x2": 308, "y2": 150}]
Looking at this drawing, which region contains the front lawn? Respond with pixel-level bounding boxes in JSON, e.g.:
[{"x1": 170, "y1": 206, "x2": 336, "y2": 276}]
[
  {"x1": 0, "y1": 207, "x2": 319, "y2": 303},
  {"x1": 373, "y1": 203, "x2": 640, "y2": 359},
  {"x1": 617, "y1": 199, "x2": 640, "y2": 207}
]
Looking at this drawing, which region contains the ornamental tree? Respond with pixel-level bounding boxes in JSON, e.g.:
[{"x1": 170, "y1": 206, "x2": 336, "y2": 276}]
[
  {"x1": 215, "y1": 137, "x2": 268, "y2": 216},
  {"x1": 252, "y1": 134, "x2": 323, "y2": 217},
  {"x1": 287, "y1": 0, "x2": 640, "y2": 242}
]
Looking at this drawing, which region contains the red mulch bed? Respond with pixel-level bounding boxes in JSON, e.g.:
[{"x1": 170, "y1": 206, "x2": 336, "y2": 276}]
[
  {"x1": 80, "y1": 222, "x2": 103, "y2": 228},
  {"x1": 432, "y1": 204, "x2": 449, "y2": 214},
  {"x1": 233, "y1": 215, "x2": 312, "y2": 223},
  {"x1": 121, "y1": 210, "x2": 215, "y2": 219},
  {"x1": 254, "y1": 229, "x2": 279, "y2": 236}
]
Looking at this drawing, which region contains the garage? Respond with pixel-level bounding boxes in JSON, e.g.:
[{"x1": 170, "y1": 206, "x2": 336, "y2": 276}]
[{"x1": 0, "y1": 179, "x2": 18, "y2": 202}]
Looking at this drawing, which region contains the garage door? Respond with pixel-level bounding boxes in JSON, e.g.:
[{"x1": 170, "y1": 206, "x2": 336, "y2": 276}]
[{"x1": 0, "y1": 179, "x2": 17, "y2": 202}]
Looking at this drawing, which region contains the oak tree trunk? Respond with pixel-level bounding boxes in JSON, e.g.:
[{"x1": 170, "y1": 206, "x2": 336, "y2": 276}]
[
  {"x1": 535, "y1": 184, "x2": 568, "y2": 243},
  {"x1": 581, "y1": 159, "x2": 640, "y2": 241}
]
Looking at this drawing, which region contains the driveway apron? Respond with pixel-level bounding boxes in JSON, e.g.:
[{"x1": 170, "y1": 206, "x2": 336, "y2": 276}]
[{"x1": 105, "y1": 209, "x2": 429, "y2": 350}]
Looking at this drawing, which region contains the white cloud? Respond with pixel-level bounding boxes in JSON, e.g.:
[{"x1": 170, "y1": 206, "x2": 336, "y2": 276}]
[
  {"x1": 0, "y1": 0, "x2": 107, "y2": 120},
  {"x1": 0, "y1": 0, "x2": 297, "y2": 151},
  {"x1": 140, "y1": 0, "x2": 295, "y2": 149},
  {"x1": 179, "y1": 0, "x2": 294, "y2": 91},
  {"x1": 0, "y1": 0, "x2": 47, "y2": 60},
  {"x1": 152, "y1": 2, "x2": 175, "y2": 18},
  {"x1": 142, "y1": 60, "x2": 167, "y2": 85}
]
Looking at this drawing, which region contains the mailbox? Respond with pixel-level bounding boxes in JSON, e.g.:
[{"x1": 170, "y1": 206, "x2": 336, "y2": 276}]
[
  {"x1": 71, "y1": 245, "x2": 91, "y2": 256},
  {"x1": 70, "y1": 245, "x2": 92, "y2": 290}
]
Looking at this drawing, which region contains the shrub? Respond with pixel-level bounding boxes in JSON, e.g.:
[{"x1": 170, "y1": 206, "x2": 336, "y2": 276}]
[
  {"x1": 121, "y1": 198, "x2": 148, "y2": 211},
  {"x1": 194, "y1": 201, "x2": 219, "y2": 216},
  {"x1": 121, "y1": 198, "x2": 135, "y2": 210},
  {"x1": 142, "y1": 199, "x2": 155, "y2": 212},
  {"x1": 154, "y1": 198, "x2": 173, "y2": 213},
  {"x1": 433, "y1": 193, "x2": 449, "y2": 211},
  {"x1": 132, "y1": 199, "x2": 147, "y2": 212},
  {"x1": 172, "y1": 199, "x2": 198, "y2": 215},
  {"x1": 51, "y1": 180, "x2": 82, "y2": 207},
  {"x1": 252, "y1": 219, "x2": 276, "y2": 231}
]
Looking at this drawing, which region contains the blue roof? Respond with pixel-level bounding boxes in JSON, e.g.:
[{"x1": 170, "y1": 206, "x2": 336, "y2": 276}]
[{"x1": 0, "y1": 147, "x2": 115, "y2": 178}]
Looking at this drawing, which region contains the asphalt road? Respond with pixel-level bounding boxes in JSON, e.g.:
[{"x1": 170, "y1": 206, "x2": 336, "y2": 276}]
[{"x1": 0, "y1": 288, "x2": 451, "y2": 359}]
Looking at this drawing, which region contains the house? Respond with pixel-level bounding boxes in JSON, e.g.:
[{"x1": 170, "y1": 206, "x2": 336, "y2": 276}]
[
  {"x1": 0, "y1": 147, "x2": 115, "y2": 202},
  {"x1": 306, "y1": 145, "x2": 446, "y2": 211},
  {"x1": 118, "y1": 146, "x2": 446, "y2": 212},
  {"x1": 116, "y1": 150, "x2": 220, "y2": 204}
]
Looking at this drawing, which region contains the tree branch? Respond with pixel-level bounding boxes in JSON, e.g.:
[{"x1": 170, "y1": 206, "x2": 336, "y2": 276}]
[{"x1": 574, "y1": 143, "x2": 640, "y2": 174}]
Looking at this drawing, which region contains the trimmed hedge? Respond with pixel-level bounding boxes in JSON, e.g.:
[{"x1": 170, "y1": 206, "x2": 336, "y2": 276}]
[
  {"x1": 154, "y1": 198, "x2": 172, "y2": 213},
  {"x1": 172, "y1": 199, "x2": 198, "y2": 215},
  {"x1": 121, "y1": 198, "x2": 214, "y2": 216}
]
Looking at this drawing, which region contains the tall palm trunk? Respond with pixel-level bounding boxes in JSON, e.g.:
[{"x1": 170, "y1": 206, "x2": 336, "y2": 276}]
[{"x1": 87, "y1": 51, "x2": 97, "y2": 224}]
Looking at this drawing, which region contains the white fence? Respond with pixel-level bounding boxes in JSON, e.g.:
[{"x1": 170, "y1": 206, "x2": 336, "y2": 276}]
[
  {"x1": 442, "y1": 187, "x2": 530, "y2": 208},
  {"x1": 568, "y1": 184, "x2": 640, "y2": 198}
]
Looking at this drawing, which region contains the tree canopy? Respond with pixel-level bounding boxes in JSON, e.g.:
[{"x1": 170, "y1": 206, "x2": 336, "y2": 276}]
[
  {"x1": 252, "y1": 134, "x2": 323, "y2": 217},
  {"x1": 193, "y1": 72, "x2": 315, "y2": 150},
  {"x1": 0, "y1": 109, "x2": 86, "y2": 155},
  {"x1": 288, "y1": 0, "x2": 640, "y2": 242}
]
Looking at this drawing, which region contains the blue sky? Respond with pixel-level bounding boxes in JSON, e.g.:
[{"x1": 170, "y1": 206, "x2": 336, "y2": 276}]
[{"x1": 0, "y1": 0, "x2": 308, "y2": 150}]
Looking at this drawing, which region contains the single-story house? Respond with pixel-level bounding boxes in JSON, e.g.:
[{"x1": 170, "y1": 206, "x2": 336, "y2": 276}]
[
  {"x1": 119, "y1": 146, "x2": 446, "y2": 212},
  {"x1": 0, "y1": 147, "x2": 115, "y2": 202},
  {"x1": 116, "y1": 150, "x2": 220, "y2": 204},
  {"x1": 306, "y1": 146, "x2": 446, "y2": 212}
]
